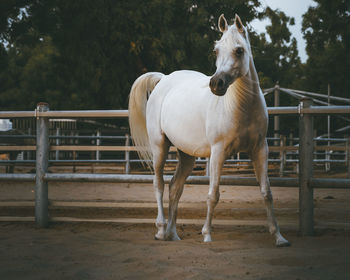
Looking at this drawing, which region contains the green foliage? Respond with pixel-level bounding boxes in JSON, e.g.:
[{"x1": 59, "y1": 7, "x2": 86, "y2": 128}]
[
  {"x1": 302, "y1": 0, "x2": 350, "y2": 133},
  {"x1": 0, "y1": 0, "x2": 319, "y2": 125},
  {"x1": 0, "y1": 0, "x2": 265, "y2": 110},
  {"x1": 302, "y1": 0, "x2": 349, "y2": 98},
  {"x1": 248, "y1": 7, "x2": 303, "y2": 134},
  {"x1": 250, "y1": 7, "x2": 302, "y2": 92}
]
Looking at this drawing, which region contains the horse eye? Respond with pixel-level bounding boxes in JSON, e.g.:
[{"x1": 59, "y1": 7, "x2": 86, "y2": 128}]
[{"x1": 235, "y1": 47, "x2": 244, "y2": 56}]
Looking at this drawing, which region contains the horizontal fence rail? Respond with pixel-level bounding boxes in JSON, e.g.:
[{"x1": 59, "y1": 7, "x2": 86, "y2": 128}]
[
  {"x1": 1, "y1": 105, "x2": 350, "y2": 119},
  {"x1": 0, "y1": 110, "x2": 129, "y2": 118},
  {"x1": 0, "y1": 144, "x2": 348, "y2": 152},
  {"x1": 0, "y1": 173, "x2": 347, "y2": 189}
]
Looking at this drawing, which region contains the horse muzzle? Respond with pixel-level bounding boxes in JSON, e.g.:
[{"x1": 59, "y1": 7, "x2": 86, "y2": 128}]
[{"x1": 209, "y1": 73, "x2": 234, "y2": 96}]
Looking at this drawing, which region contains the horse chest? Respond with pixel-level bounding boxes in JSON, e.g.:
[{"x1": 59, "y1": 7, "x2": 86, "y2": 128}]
[{"x1": 223, "y1": 122, "x2": 264, "y2": 156}]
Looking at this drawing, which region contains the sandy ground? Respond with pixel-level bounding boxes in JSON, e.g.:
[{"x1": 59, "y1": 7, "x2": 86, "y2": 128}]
[
  {"x1": 1, "y1": 181, "x2": 350, "y2": 279},
  {"x1": 1, "y1": 223, "x2": 350, "y2": 280}
]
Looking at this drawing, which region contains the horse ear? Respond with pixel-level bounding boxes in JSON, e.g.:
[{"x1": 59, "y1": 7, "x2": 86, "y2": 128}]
[
  {"x1": 218, "y1": 14, "x2": 228, "y2": 33},
  {"x1": 235, "y1": 14, "x2": 244, "y2": 33}
]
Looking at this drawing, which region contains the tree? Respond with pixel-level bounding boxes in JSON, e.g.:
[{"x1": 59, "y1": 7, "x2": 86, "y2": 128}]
[
  {"x1": 302, "y1": 0, "x2": 349, "y2": 99},
  {"x1": 302, "y1": 0, "x2": 350, "y2": 133},
  {"x1": 246, "y1": 7, "x2": 305, "y2": 135},
  {"x1": 251, "y1": 7, "x2": 303, "y2": 93},
  {"x1": 0, "y1": 0, "x2": 304, "y2": 114},
  {"x1": 0, "y1": 0, "x2": 265, "y2": 110}
]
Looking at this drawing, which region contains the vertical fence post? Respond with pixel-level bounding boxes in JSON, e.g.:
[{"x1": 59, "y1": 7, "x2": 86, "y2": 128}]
[
  {"x1": 96, "y1": 129, "x2": 101, "y2": 161},
  {"x1": 125, "y1": 134, "x2": 130, "y2": 174},
  {"x1": 347, "y1": 137, "x2": 350, "y2": 178},
  {"x1": 288, "y1": 132, "x2": 293, "y2": 172},
  {"x1": 27, "y1": 127, "x2": 32, "y2": 160},
  {"x1": 279, "y1": 135, "x2": 286, "y2": 177},
  {"x1": 55, "y1": 127, "x2": 60, "y2": 160},
  {"x1": 326, "y1": 83, "x2": 331, "y2": 172},
  {"x1": 289, "y1": 131, "x2": 293, "y2": 146},
  {"x1": 274, "y1": 82, "x2": 280, "y2": 146},
  {"x1": 35, "y1": 102, "x2": 49, "y2": 228},
  {"x1": 71, "y1": 131, "x2": 76, "y2": 173},
  {"x1": 298, "y1": 98, "x2": 314, "y2": 236}
]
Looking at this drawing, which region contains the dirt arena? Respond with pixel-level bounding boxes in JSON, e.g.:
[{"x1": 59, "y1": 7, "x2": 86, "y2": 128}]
[{"x1": 1, "y1": 181, "x2": 350, "y2": 279}]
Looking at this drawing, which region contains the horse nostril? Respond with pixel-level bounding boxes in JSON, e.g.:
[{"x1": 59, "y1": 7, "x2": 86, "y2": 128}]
[
  {"x1": 209, "y1": 78, "x2": 215, "y2": 88},
  {"x1": 217, "y1": 78, "x2": 224, "y2": 90}
]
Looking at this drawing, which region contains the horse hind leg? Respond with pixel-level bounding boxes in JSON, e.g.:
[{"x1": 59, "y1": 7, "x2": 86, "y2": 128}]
[
  {"x1": 165, "y1": 150, "x2": 195, "y2": 241},
  {"x1": 152, "y1": 139, "x2": 170, "y2": 240}
]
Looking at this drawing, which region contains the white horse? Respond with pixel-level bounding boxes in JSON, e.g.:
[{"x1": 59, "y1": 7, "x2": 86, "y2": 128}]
[{"x1": 128, "y1": 14, "x2": 290, "y2": 247}]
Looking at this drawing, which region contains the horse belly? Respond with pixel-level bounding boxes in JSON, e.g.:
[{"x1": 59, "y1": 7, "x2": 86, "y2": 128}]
[{"x1": 160, "y1": 90, "x2": 211, "y2": 157}]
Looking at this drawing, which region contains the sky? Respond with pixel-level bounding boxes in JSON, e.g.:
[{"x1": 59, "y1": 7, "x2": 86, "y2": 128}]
[{"x1": 250, "y1": 0, "x2": 317, "y2": 63}]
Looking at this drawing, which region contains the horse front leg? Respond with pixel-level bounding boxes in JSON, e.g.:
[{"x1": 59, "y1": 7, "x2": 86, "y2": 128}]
[
  {"x1": 202, "y1": 144, "x2": 225, "y2": 242},
  {"x1": 251, "y1": 142, "x2": 290, "y2": 247}
]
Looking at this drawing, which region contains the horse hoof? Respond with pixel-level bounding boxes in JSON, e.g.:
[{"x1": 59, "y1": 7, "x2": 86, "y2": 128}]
[
  {"x1": 154, "y1": 231, "x2": 166, "y2": 241},
  {"x1": 276, "y1": 239, "x2": 291, "y2": 247},
  {"x1": 165, "y1": 232, "x2": 181, "y2": 241},
  {"x1": 203, "y1": 235, "x2": 212, "y2": 243},
  {"x1": 154, "y1": 235, "x2": 165, "y2": 241},
  {"x1": 171, "y1": 235, "x2": 181, "y2": 241}
]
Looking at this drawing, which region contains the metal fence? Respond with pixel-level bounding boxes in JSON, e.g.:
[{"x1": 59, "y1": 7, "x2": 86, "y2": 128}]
[{"x1": 1, "y1": 100, "x2": 350, "y2": 235}]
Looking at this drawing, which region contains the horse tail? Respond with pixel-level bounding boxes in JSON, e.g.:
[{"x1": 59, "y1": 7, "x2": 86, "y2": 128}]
[{"x1": 128, "y1": 72, "x2": 164, "y2": 169}]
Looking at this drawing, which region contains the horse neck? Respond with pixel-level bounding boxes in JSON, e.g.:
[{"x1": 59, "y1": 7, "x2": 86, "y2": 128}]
[{"x1": 223, "y1": 57, "x2": 261, "y2": 114}]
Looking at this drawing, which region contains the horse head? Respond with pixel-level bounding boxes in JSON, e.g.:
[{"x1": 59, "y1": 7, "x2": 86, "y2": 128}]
[{"x1": 209, "y1": 14, "x2": 251, "y2": 96}]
